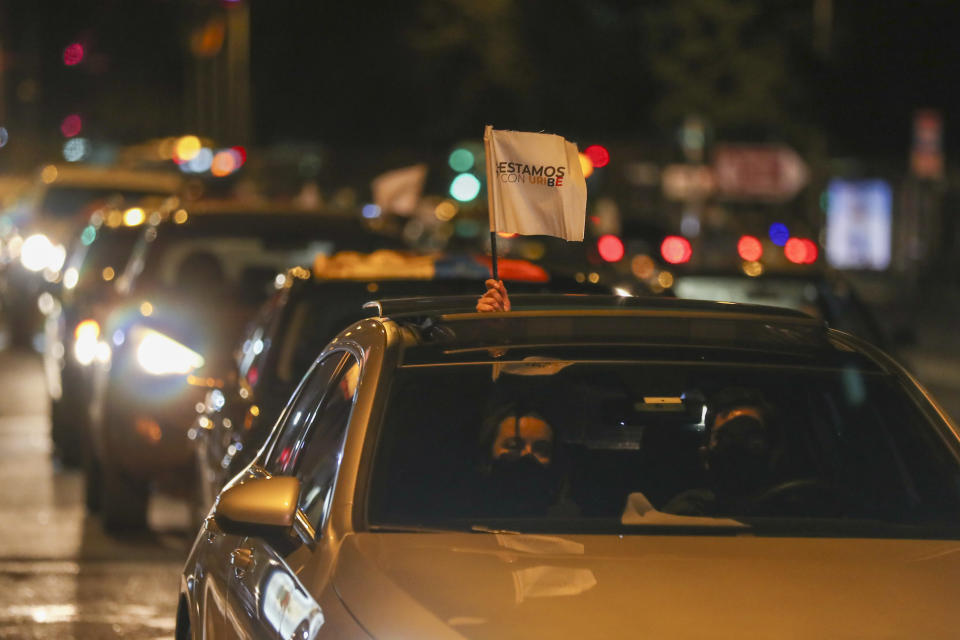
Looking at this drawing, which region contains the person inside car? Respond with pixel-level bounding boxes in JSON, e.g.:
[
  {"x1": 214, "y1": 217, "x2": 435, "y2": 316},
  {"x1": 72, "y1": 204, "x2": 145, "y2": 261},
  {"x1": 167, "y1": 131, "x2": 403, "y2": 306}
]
[
  {"x1": 479, "y1": 401, "x2": 575, "y2": 517},
  {"x1": 662, "y1": 388, "x2": 780, "y2": 517}
]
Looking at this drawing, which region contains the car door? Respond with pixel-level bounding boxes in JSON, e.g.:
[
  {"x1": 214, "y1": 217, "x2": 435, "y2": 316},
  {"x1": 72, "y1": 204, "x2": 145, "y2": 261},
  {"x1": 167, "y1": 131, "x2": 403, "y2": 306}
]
[{"x1": 220, "y1": 350, "x2": 360, "y2": 639}]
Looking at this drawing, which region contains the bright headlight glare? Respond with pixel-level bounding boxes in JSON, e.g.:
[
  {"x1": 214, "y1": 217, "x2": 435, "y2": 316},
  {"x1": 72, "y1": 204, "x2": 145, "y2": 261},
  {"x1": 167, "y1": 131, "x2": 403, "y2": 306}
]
[
  {"x1": 135, "y1": 328, "x2": 204, "y2": 375},
  {"x1": 95, "y1": 341, "x2": 111, "y2": 364},
  {"x1": 73, "y1": 319, "x2": 100, "y2": 366},
  {"x1": 48, "y1": 243, "x2": 67, "y2": 272},
  {"x1": 63, "y1": 267, "x2": 79, "y2": 290},
  {"x1": 20, "y1": 234, "x2": 55, "y2": 272}
]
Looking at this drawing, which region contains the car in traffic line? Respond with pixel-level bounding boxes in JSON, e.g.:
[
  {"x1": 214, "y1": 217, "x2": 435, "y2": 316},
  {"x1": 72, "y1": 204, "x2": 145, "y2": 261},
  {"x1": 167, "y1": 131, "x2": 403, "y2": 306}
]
[
  {"x1": 1, "y1": 164, "x2": 182, "y2": 346},
  {"x1": 85, "y1": 202, "x2": 402, "y2": 532},
  {"x1": 42, "y1": 197, "x2": 175, "y2": 466},
  {"x1": 177, "y1": 294, "x2": 960, "y2": 639},
  {"x1": 189, "y1": 250, "x2": 613, "y2": 523},
  {"x1": 670, "y1": 268, "x2": 893, "y2": 350}
]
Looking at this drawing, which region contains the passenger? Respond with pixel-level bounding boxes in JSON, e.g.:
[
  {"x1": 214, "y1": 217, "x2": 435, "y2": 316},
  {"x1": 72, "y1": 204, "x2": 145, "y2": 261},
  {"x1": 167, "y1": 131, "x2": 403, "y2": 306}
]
[
  {"x1": 663, "y1": 388, "x2": 779, "y2": 516},
  {"x1": 480, "y1": 405, "x2": 557, "y2": 515},
  {"x1": 478, "y1": 399, "x2": 584, "y2": 518}
]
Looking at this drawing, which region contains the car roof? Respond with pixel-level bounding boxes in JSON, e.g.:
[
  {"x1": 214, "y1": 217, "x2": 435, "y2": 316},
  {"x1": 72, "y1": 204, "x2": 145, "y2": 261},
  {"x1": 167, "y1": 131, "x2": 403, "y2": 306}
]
[
  {"x1": 367, "y1": 293, "x2": 814, "y2": 319},
  {"x1": 151, "y1": 206, "x2": 394, "y2": 239},
  {"x1": 34, "y1": 164, "x2": 182, "y2": 192},
  {"x1": 337, "y1": 294, "x2": 884, "y2": 369},
  {"x1": 176, "y1": 199, "x2": 357, "y2": 217}
]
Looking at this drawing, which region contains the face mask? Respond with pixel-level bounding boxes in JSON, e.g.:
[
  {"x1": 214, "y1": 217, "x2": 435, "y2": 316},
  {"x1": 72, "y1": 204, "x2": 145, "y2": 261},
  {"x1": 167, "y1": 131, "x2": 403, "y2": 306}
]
[{"x1": 489, "y1": 454, "x2": 557, "y2": 513}]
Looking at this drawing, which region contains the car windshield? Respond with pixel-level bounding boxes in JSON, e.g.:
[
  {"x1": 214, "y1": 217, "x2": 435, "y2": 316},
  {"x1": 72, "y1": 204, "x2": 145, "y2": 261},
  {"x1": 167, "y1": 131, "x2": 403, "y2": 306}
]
[
  {"x1": 66, "y1": 225, "x2": 141, "y2": 294},
  {"x1": 367, "y1": 358, "x2": 960, "y2": 538}
]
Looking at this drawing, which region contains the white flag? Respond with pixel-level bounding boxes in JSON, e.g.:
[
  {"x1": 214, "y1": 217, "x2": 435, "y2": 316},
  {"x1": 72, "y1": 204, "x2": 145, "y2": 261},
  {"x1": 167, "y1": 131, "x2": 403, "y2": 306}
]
[
  {"x1": 484, "y1": 126, "x2": 587, "y2": 242},
  {"x1": 371, "y1": 163, "x2": 428, "y2": 215}
]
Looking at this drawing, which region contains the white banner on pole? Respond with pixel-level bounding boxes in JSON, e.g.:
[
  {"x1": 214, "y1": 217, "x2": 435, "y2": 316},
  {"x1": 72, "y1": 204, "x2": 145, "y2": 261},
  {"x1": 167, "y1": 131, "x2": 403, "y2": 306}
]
[{"x1": 484, "y1": 126, "x2": 587, "y2": 241}]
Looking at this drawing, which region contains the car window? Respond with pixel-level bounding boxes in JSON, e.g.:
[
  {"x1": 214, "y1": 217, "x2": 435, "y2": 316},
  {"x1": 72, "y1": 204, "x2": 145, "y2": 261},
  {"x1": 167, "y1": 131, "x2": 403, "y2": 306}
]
[
  {"x1": 237, "y1": 291, "x2": 286, "y2": 386},
  {"x1": 367, "y1": 359, "x2": 960, "y2": 538},
  {"x1": 265, "y1": 352, "x2": 349, "y2": 474},
  {"x1": 293, "y1": 357, "x2": 360, "y2": 531},
  {"x1": 63, "y1": 225, "x2": 141, "y2": 298}
]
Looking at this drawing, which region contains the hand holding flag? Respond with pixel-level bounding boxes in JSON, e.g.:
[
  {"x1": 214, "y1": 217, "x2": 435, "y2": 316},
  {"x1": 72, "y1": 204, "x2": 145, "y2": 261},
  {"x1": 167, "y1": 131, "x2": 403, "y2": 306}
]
[{"x1": 476, "y1": 279, "x2": 511, "y2": 313}]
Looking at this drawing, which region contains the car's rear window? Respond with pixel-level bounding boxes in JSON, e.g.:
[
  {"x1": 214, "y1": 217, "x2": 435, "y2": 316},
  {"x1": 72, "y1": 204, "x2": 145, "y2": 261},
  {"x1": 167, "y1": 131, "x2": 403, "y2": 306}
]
[
  {"x1": 121, "y1": 214, "x2": 397, "y2": 301},
  {"x1": 366, "y1": 360, "x2": 960, "y2": 538}
]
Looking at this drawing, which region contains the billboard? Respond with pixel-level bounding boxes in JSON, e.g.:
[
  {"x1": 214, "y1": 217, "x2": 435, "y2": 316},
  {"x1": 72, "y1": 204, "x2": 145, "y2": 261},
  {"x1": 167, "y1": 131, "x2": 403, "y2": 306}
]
[{"x1": 825, "y1": 179, "x2": 892, "y2": 270}]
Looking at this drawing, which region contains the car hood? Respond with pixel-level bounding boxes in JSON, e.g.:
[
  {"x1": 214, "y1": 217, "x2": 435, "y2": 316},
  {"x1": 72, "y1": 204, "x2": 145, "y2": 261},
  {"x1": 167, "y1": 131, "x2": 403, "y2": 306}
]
[{"x1": 333, "y1": 531, "x2": 960, "y2": 639}]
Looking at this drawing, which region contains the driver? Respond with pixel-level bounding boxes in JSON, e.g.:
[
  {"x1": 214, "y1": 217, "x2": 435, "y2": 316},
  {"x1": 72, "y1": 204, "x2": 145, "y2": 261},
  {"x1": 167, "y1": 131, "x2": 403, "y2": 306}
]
[{"x1": 663, "y1": 388, "x2": 779, "y2": 516}]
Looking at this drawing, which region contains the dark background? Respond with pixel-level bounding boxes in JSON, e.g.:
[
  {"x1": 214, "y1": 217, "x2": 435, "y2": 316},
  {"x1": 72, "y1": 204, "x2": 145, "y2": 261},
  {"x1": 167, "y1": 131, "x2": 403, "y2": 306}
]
[{"x1": 2, "y1": 1, "x2": 959, "y2": 157}]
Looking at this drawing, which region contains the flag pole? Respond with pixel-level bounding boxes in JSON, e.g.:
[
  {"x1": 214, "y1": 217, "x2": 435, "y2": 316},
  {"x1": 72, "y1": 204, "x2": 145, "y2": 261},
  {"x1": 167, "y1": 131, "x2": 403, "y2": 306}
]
[{"x1": 483, "y1": 125, "x2": 499, "y2": 281}]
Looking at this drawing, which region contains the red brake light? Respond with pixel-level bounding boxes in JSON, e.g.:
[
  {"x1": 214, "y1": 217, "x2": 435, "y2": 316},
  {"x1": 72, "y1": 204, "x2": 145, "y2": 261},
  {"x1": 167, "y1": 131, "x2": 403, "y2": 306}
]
[
  {"x1": 661, "y1": 236, "x2": 692, "y2": 264},
  {"x1": 784, "y1": 237, "x2": 818, "y2": 264},
  {"x1": 597, "y1": 235, "x2": 625, "y2": 262},
  {"x1": 737, "y1": 235, "x2": 763, "y2": 262}
]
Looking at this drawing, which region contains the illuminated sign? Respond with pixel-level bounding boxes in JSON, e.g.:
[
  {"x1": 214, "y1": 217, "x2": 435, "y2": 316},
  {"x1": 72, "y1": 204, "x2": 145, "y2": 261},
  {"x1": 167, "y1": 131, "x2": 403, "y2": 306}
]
[{"x1": 825, "y1": 179, "x2": 892, "y2": 270}]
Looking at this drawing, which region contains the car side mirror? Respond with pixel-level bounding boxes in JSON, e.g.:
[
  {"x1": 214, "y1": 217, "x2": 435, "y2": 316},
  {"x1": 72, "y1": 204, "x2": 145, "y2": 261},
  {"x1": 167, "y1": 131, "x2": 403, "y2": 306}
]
[{"x1": 214, "y1": 476, "x2": 301, "y2": 537}]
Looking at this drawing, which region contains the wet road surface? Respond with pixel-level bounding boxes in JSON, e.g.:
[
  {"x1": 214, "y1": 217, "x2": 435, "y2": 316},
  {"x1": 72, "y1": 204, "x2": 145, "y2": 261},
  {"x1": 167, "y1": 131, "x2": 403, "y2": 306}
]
[{"x1": 0, "y1": 349, "x2": 192, "y2": 639}]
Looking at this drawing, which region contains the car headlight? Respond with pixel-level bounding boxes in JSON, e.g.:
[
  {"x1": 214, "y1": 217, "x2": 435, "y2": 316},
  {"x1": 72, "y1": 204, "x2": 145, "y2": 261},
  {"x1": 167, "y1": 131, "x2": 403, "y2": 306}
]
[
  {"x1": 73, "y1": 319, "x2": 100, "y2": 366},
  {"x1": 135, "y1": 328, "x2": 205, "y2": 376},
  {"x1": 20, "y1": 234, "x2": 58, "y2": 272}
]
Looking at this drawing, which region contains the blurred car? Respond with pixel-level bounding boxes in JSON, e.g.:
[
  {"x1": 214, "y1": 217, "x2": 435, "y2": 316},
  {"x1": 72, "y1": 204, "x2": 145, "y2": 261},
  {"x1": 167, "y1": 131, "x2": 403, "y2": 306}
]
[
  {"x1": 1, "y1": 165, "x2": 181, "y2": 345},
  {"x1": 671, "y1": 268, "x2": 891, "y2": 349},
  {"x1": 189, "y1": 250, "x2": 612, "y2": 522},
  {"x1": 178, "y1": 295, "x2": 960, "y2": 639},
  {"x1": 85, "y1": 203, "x2": 401, "y2": 531},
  {"x1": 41, "y1": 197, "x2": 177, "y2": 466}
]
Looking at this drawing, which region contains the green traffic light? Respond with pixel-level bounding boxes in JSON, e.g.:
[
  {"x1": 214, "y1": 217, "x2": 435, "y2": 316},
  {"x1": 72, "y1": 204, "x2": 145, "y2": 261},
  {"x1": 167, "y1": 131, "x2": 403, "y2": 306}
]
[
  {"x1": 450, "y1": 173, "x2": 481, "y2": 202},
  {"x1": 448, "y1": 148, "x2": 474, "y2": 172}
]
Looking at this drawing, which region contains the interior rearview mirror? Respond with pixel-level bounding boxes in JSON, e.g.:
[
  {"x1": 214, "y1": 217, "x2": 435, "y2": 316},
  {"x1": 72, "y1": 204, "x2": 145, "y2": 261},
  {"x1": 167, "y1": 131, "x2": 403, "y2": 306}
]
[{"x1": 214, "y1": 476, "x2": 301, "y2": 537}]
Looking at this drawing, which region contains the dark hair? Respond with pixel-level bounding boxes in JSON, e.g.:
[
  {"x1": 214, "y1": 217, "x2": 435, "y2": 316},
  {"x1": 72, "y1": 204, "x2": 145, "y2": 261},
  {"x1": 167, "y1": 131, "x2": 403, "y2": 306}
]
[
  {"x1": 706, "y1": 387, "x2": 785, "y2": 460},
  {"x1": 707, "y1": 388, "x2": 772, "y2": 427},
  {"x1": 479, "y1": 401, "x2": 551, "y2": 452}
]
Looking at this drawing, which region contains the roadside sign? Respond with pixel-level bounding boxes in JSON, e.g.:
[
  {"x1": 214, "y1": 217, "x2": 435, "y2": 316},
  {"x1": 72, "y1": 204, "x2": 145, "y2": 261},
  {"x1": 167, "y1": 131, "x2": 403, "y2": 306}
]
[
  {"x1": 661, "y1": 164, "x2": 714, "y2": 201},
  {"x1": 825, "y1": 179, "x2": 892, "y2": 271},
  {"x1": 713, "y1": 144, "x2": 808, "y2": 202}
]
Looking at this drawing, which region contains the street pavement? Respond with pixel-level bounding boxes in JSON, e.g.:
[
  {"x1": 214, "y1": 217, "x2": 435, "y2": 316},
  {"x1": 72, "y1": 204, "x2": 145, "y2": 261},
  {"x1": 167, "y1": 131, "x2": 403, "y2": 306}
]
[
  {"x1": 870, "y1": 281, "x2": 960, "y2": 425},
  {"x1": 0, "y1": 349, "x2": 192, "y2": 639}
]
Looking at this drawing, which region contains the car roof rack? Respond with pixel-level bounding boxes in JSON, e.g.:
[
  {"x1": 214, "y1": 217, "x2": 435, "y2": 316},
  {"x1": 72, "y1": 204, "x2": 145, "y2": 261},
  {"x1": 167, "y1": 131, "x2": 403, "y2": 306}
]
[{"x1": 362, "y1": 294, "x2": 817, "y2": 321}]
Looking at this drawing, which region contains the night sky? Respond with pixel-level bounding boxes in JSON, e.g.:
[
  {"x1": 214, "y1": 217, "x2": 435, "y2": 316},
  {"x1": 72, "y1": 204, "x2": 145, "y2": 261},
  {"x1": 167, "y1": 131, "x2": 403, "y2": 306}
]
[{"x1": 2, "y1": 0, "x2": 960, "y2": 161}]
